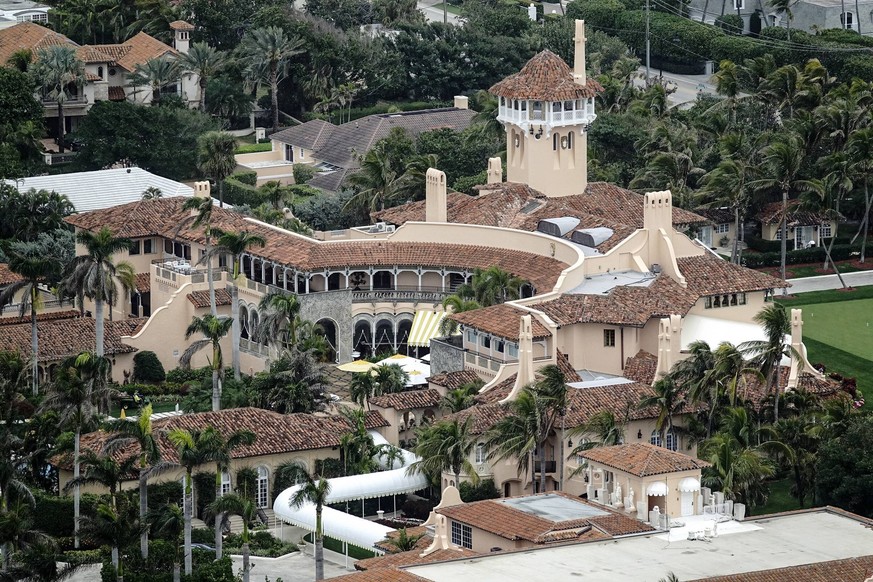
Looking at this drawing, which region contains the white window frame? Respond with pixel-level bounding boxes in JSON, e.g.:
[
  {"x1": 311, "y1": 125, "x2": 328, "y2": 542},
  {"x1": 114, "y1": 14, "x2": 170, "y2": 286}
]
[
  {"x1": 256, "y1": 466, "x2": 269, "y2": 508},
  {"x1": 716, "y1": 223, "x2": 730, "y2": 234},
  {"x1": 475, "y1": 443, "x2": 486, "y2": 464},
  {"x1": 451, "y1": 521, "x2": 473, "y2": 549},
  {"x1": 650, "y1": 430, "x2": 662, "y2": 447},
  {"x1": 603, "y1": 329, "x2": 616, "y2": 347},
  {"x1": 820, "y1": 222, "x2": 833, "y2": 238},
  {"x1": 220, "y1": 471, "x2": 232, "y2": 496}
]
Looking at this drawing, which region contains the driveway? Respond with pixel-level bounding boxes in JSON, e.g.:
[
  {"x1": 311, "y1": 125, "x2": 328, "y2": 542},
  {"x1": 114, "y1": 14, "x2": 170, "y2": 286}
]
[
  {"x1": 786, "y1": 270, "x2": 873, "y2": 294},
  {"x1": 417, "y1": 0, "x2": 462, "y2": 24}
]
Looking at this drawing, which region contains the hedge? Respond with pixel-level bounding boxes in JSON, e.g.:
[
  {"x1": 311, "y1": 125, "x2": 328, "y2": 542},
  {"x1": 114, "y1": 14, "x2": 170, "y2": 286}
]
[
  {"x1": 235, "y1": 142, "x2": 272, "y2": 154},
  {"x1": 222, "y1": 174, "x2": 265, "y2": 207},
  {"x1": 33, "y1": 493, "x2": 103, "y2": 540},
  {"x1": 745, "y1": 235, "x2": 782, "y2": 253},
  {"x1": 132, "y1": 351, "x2": 166, "y2": 384},
  {"x1": 742, "y1": 243, "x2": 863, "y2": 268},
  {"x1": 234, "y1": 170, "x2": 258, "y2": 186}
]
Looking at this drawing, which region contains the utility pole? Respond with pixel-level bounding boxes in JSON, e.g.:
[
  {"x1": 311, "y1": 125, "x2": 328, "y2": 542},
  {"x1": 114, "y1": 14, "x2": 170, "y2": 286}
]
[{"x1": 645, "y1": 0, "x2": 651, "y2": 84}]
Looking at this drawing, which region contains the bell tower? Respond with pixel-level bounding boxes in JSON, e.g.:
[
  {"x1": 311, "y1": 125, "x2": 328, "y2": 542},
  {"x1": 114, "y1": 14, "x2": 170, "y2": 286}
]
[{"x1": 489, "y1": 20, "x2": 601, "y2": 197}]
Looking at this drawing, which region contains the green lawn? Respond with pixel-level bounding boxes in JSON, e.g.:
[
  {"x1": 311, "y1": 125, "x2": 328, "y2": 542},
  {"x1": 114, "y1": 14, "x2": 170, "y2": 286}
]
[
  {"x1": 431, "y1": 2, "x2": 462, "y2": 15},
  {"x1": 751, "y1": 478, "x2": 804, "y2": 516},
  {"x1": 303, "y1": 533, "x2": 375, "y2": 559}
]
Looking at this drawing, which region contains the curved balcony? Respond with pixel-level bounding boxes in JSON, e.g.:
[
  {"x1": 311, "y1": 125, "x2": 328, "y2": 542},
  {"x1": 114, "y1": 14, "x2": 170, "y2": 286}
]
[{"x1": 497, "y1": 97, "x2": 596, "y2": 131}]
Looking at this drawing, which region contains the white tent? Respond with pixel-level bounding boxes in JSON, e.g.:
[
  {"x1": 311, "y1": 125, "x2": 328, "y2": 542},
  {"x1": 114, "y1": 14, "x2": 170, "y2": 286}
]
[
  {"x1": 376, "y1": 354, "x2": 431, "y2": 386},
  {"x1": 680, "y1": 315, "x2": 791, "y2": 365}
]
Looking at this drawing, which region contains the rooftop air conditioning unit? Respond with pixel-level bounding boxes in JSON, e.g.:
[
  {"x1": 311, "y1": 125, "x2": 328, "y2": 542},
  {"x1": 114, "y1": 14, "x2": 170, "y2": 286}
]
[
  {"x1": 374, "y1": 222, "x2": 387, "y2": 232},
  {"x1": 386, "y1": 225, "x2": 396, "y2": 233}
]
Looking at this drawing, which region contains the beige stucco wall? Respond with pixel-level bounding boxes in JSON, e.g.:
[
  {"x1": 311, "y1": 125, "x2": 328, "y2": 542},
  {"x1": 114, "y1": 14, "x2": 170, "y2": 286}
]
[
  {"x1": 585, "y1": 461, "x2": 704, "y2": 519},
  {"x1": 446, "y1": 516, "x2": 529, "y2": 553}
]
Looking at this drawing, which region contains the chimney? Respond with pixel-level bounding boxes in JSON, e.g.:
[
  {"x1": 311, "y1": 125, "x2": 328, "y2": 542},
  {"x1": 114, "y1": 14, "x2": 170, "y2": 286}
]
[
  {"x1": 487, "y1": 157, "x2": 502, "y2": 184},
  {"x1": 500, "y1": 315, "x2": 535, "y2": 404},
  {"x1": 453, "y1": 95, "x2": 469, "y2": 110},
  {"x1": 643, "y1": 190, "x2": 672, "y2": 234},
  {"x1": 425, "y1": 168, "x2": 447, "y2": 222},
  {"x1": 573, "y1": 20, "x2": 587, "y2": 86},
  {"x1": 194, "y1": 181, "x2": 210, "y2": 199},
  {"x1": 655, "y1": 314, "x2": 682, "y2": 380},
  {"x1": 171, "y1": 22, "x2": 192, "y2": 54}
]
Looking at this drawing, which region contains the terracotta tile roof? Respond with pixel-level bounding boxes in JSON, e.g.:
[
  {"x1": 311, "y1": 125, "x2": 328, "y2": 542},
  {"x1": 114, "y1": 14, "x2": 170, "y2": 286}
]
[
  {"x1": 449, "y1": 304, "x2": 551, "y2": 341},
  {"x1": 581, "y1": 183, "x2": 709, "y2": 229},
  {"x1": 0, "y1": 317, "x2": 144, "y2": 362},
  {"x1": 0, "y1": 22, "x2": 75, "y2": 66},
  {"x1": 555, "y1": 350, "x2": 583, "y2": 382},
  {"x1": 738, "y1": 367, "x2": 844, "y2": 411},
  {"x1": 187, "y1": 288, "x2": 231, "y2": 308},
  {"x1": 134, "y1": 272, "x2": 150, "y2": 293},
  {"x1": 678, "y1": 254, "x2": 787, "y2": 296},
  {"x1": 428, "y1": 370, "x2": 481, "y2": 390},
  {"x1": 76, "y1": 45, "x2": 113, "y2": 63},
  {"x1": 694, "y1": 207, "x2": 733, "y2": 224},
  {"x1": 169, "y1": 20, "x2": 195, "y2": 30},
  {"x1": 54, "y1": 407, "x2": 390, "y2": 470},
  {"x1": 489, "y1": 50, "x2": 603, "y2": 101},
  {"x1": 0, "y1": 263, "x2": 23, "y2": 286},
  {"x1": 0, "y1": 310, "x2": 80, "y2": 326},
  {"x1": 437, "y1": 492, "x2": 652, "y2": 543},
  {"x1": 442, "y1": 402, "x2": 512, "y2": 435},
  {"x1": 757, "y1": 200, "x2": 830, "y2": 226},
  {"x1": 689, "y1": 555, "x2": 873, "y2": 582},
  {"x1": 581, "y1": 442, "x2": 710, "y2": 477},
  {"x1": 369, "y1": 388, "x2": 442, "y2": 411},
  {"x1": 357, "y1": 547, "x2": 478, "y2": 571},
  {"x1": 532, "y1": 275, "x2": 698, "y2": 328},
  {"x1": 103, "y1": 32, "x2": 176, "y2": 72},
  {"x1": 474, "y1": 353, "x2": 581, "y2": 405},
  {"x1": 84, "y1": 72, "x2": 101, "y2": 81},
  {"x1": 363, "y1": 409, "x2": 391, "y2": 428},
  {"x1": 329, "y1": 570, "x2": 431, "y2": 582},
  {"x1": 623, "y1": 350, "x2": 657, "y2": 385},
  {"x1": 108, "y1": 86, "x2": 126, "y2": 101}
]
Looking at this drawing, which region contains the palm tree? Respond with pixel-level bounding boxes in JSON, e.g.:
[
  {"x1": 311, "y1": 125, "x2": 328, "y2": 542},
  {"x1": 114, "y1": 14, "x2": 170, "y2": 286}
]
[
  {"x1": 344, "y1": 143, "x2": 404, "y2": 212},
  {"x1": 373, "y1": 363, "x2": 409, "y2": 394},
  {"x1": 208, "y1": 493, "x2": 257, "y2": 582},
  {"x1": 749, "y1": 134, "x2": 813, "y2": 290},
  {"x1": 149, "y1": 503, "x2": 184, "y2": 582},
  {"x1": 63, "y1": 227, "x2": 135, "y2": 357},
  {"x1": 439, "y1": 295, "x2": 480, "y2": 336},
  {"x1": 255, "y1": 346, "x2": 327, "y2": 413},
  {"x1": 700, "y1": 157, "x2": 754, "y2": 264},
  {"x1": 568, "y1": 410, "x2": 626, "y2": 452},
  {"x1": 181, "y1": 196, "x2": 218, "y2": 315},
  {"x1": 104, "y1": 403, "x2": 171, "y2": 560},
  {"x1": 179, "y1": 42, "x2": 227, "y2": 111},
  {"x1": 166, "y1": 427, "x2": 213, "y2": 577},
  {"x1": 383, "y1": 528, "x2": 425, "y2": 552},
  {"x1": 711, "y1": 60, "x2": 741, "y2": 124},
  {"x1": 208, "y1": 229, "x2": 266, "y2": 381},
  {"x1": 339, "y1": 407, "x2": 381, "y2": 476},
  {"x1": 200, "y1": 428, "x2": 256, "y2": 559},
  {"x1": 30, "y1": 45, "x2": 85, "y2": 153},
  {"x1": 179, "y1": 314, "x2": 233, "y2": 412},
  {"x1": 771, "y1": 414, "x2": 818, "y2": 506},
  {"x1": 639, "y1": 376, "x2": 686, "y2": 449},
  {"x1": 80, "y1": 497, "x2": 141, "y2": 582},
  {"x1": 457, "y1": 267, "x2": 526, "y2": 307},
  {"x1": 409, "y1": 417, "x2": 480, "y2": 488},
  {"x1": 847, "y1": 127, "x2": 873, "y2": 262},
  {"x1": 130, "y1": 55, "x2": 180, "y2": 104},
  {"x1": 0, "y1": 242, "x2": 61, "y2": 395},
  {"x1": 255, "y1": 291, "x2": 301, "y2": 350},
  {"x1": 349, "y1": 372, "x2": 376, "y2": 410},
  {"x1": 240, "y1": 27, "x2": 305, "y2": 133},
  {"x1": 197, "y1": 131, "x2": 237, "y2": 208},
  {"x1": 259, "y1": 180, "x2": 293, "y2": 210},
  {"x1": 741, "y1": 304, "x2": 794, "y2": 423},
  {"x1": 63, "y1": 451, "x2": 137, "y2": 511},
  {"x1": 440, "y1": 382, "x2": 482, "y2": 414},
  {"x1": 768, "y1": 0, "x2": 796, "y2": 40},
  {"x1": 284, "y1": 465, "x2": 331, "y2": 581}
]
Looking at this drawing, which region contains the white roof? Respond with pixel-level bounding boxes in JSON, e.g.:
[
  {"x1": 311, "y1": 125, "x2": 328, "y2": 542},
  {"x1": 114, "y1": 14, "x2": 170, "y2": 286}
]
[
  {"x1": 376, "y1": 354, "x2": 431, "y2": 386},
  {"x1": 7, "y1": 167, "x2": 193, "y2": 213}
]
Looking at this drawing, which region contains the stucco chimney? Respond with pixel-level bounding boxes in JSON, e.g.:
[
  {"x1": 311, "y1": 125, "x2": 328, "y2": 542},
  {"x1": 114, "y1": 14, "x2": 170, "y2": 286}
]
[
  {"x1": 194, "y1": 181, "x2": 211, "y2": 199},
  {"x1": 487, "y1": 157, "x2": 502, "y2": 184},
  {"x1": 425, "y1": 168, "x2": 447, "y2": 222},
  {"x1": 573, "y1": 20, "x2": 587, "y2": 86},
  {"x1": 500, "y1": 315, "x2": 535, "y2": 404},
  {"x1": 655, "y1": 314, "x2": 681, "y2": 380},
  {"x1": 453, "y1": 95, "x2": 469, "y2": 110},
  {"x1": 643, "y1": 190, "x2": 672, "y2": 234}
]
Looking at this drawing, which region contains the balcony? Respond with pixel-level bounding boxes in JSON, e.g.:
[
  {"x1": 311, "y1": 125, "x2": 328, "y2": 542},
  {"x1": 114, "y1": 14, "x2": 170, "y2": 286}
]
[
  {"x1": 351, "y1": 286, "x2": 450, "y2": 303},
  {"x1": 152, "y1": 259, "x2": 227, "y2": 286},
  {"x1": 534, "y1": 460, "x2": 557, "y2": 474}
]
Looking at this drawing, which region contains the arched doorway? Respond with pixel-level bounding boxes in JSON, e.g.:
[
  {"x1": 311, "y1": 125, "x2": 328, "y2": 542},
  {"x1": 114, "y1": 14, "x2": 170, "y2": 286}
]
[
  {"x1": 374, "y1": 319, "x2": 395, "y2": 355},
  {"x1": 327, "y1": 273, "x2": 342, "y2": 291},
  {"x1": 316, "y1": 318, "x2": 338, "y2": 362},
  {"x1": 396, "y1": 318, "x2": 413, "y2": 354},
  {"x1": 239, "y1": 305, "x2": 249, "y2": 339},
  {"x1": 373, "y1": 270, "x2": 393, "y2": 290},
  {"x1": 354, "y1": 320, "x2": 372, "y2": 358}
]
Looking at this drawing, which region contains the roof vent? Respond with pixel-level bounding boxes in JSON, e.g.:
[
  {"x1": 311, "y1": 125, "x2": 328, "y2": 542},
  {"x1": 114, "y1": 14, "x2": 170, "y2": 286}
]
[
  {"x1": 651, "y1": 263, "x2": 662, "y2": 274},
  {"x1": 537, "y1": 217, "x2": 580, "y2": 237},
  {"x1": 571, "y1": 227, "x2": 614, "y2": 247}
]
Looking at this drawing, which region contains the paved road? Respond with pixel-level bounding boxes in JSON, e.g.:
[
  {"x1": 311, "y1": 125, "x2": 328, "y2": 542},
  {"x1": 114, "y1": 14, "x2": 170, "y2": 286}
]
[
  {"x1": 417, "y1": 0, "x2": 462, "y2": 24},
  {"x1": 786, "y1": 270, "x2": 873, "y2": 294}
]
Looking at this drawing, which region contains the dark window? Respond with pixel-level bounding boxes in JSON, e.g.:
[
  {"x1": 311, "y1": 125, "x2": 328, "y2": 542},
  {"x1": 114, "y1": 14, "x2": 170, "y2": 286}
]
[
  {"x1": 164, "y1": 239, "x2": 173, "y2": 254},
  {"x1": 143, "y1": 238, "x2": 153, "y2": 254},
  {"x1": 129, "y1": 240, "x2": 141, "y2": 255},
  {"x1": 604, "y1": 329, "x2": 616, "y2": 347},
  {"x1": 183, "y1": 245, "x2": 191, "y2": 261}
]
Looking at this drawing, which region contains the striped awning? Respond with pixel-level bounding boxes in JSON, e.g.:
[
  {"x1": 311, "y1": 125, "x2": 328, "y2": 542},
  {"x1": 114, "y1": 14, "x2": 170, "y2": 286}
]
[{"x1": 407, "y1": 310, "x2": 446, "y2": 347}]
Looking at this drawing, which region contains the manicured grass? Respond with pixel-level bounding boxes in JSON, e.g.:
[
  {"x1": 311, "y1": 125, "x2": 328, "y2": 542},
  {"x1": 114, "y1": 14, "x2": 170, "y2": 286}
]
[
  {"x1": 801, "y1": 337, "x2": 873, "y2": 410},
  {"x1": 431, "y1": 2, "x2": 462, "y2": 15},
  {"x1": 751, "y1": 478, "x2": 803, "y2": 516},
  {"x1": 235, "y1": 142, "x2": 272, "y2": 154},
  {"x1": 783, "y1": 263, "x2": 866, "y2": 278},
  {"x1": 786, "y1": 298, "x2": 873, "y2": 360},
  {"x1": 303, "y1": 533, "x2": 375, "y2": 559},
  {"x1": 777, "y1": 285, "x2": 873, "y2": 307}
]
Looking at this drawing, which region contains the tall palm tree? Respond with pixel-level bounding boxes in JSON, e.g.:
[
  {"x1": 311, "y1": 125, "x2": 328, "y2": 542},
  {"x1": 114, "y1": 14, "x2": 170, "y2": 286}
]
[
  {"x1": 179, "y1": 42, "x2": 226, "y2": 111},
  {"x1": 255, "y1": 291, "x2": 301, "y2": 350},
  {"x1": 700, "y1": 157, "x2": 754, "y2": 264},
  {"x1": 149, "y1": 503, "x2": 184, "y2": 582},
  {"x1": 639, "y1": 376, "x2": 686, "y2": 449},
  {"x1": 847, "y1": 127, "x2": 873, "y2": 262},
  {"x1": 208, "y1": 493, "x2": 257, "y2": 582},
  {"x1": 240, "y1": 27, "x2": 305, "y2": 133},
  {"x1": 166, "y1": 427, "x2": 214, "y2": 577},
  {"x1": 197, "y1": 131, "x2": 237, "y2": 208},
  {"x1": 207, "y1": 229, "x2": 266, "y2": 381},
  {"x1": 255, "y1": 346, "x2": 327, "y2": 413},
  {"x1": 63, "y1": 227, "x2": 135, "y2": 357},
  {"x1": 63, "y1": 451, "x2": 137, "y2": 511},
  {"x1": 179, "y1": 314, "x2": 233, "y2": 412},
  {"x1": 80, "y1": 496, "x2": 141, "y2": 582},
  {"x1": 710, "y1": 60, "x2": 742, "y2": 125},
  {"x1": 373, "y1": 363, "x2": 409, "y2": 394},
  {"x1": 439, "y1": 295, "x2": 480, "y2": 336},
  {"x1": 409, "y1": 417, "x2": 480, "y2": 488},
  {"x1": 568, "y1": 410, "x2": 626, "y2": 451},
  {"x1": 768, "y1": 0, "x2": 796, "y2": 40},
  {"x1": 104, "y1": 403, "x2": 171, "y2": 560},
  {"x1": 741, "y1": 304, "x2": 794, "y2": 423},
  {"x1": 749, "y1": 135, "x2": 813, "y2": 290},
  {"x1": 200, "y1": 428, "x2": 256, "y2": 559},
  {"x1": 181, "y1": 196, "x2": 218, "y2": 315},
  {"x1": 284, "y1": 465, "x2": 331, "y2": 581},
  {"x1": 41, "y1": 353, "x2": 110, "y2": 549},
  {"x1": 0, "y1": 242, "x2": 61, "y2": 394},
  {"x1": 131, "y1": 55, "x2": 180, "y2": 104},
  {"x1": 344, "y1": 143, "x2": 404, "y2": 212},
  {"x1": 439, "y1": 381, "x2": 482, "y2": 414},
  {"x1": 30, "y1": 45, "x2": 85, "y2": 153},
  {"x1": 349, "y1": 372, "x2": 375, "y2": 410}
]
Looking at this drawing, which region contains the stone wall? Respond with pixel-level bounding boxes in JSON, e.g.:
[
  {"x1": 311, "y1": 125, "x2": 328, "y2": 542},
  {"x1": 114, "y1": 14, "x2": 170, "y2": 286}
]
[
  {"x1": 298, "y1": 290, "x2": 353, "y2": 363},
  {"x1": 429, "y1": 337, "x2": 465, "y2": 375}
]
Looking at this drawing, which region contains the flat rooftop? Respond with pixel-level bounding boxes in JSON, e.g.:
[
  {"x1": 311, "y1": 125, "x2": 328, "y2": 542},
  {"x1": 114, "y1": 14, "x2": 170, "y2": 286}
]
[
  {"x1": 500, "y1": 493, "x2": 608, "y2": 522},
  {"x1": 406, "y1": 509, "x2": 873, "y2": 582},
  {"x1": 568, "y1": 270, "x2": 657, "y2": 295}
]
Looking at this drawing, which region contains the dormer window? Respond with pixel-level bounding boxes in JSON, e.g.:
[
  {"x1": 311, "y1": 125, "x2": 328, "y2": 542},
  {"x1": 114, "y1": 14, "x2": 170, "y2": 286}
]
[{"x1": 97, "y1": 66, "x2": 103, "y2": 79}]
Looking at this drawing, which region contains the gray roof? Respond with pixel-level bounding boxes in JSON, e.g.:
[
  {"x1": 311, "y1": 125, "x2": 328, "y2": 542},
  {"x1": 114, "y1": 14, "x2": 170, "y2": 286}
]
[
  {"x1": 272, "y1": 108, "x2": 476, "y2": 171},
  {"x1": 6, "y1": 167, "x2": 193, "y2": 213},
  {"x1": 307, "y1": 168, "x2": 352, "y2": 193}
]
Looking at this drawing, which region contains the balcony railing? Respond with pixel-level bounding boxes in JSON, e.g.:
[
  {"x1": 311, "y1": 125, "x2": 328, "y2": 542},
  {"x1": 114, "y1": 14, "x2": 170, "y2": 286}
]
[
  {"x1": 351, "y1": 286, "x2": 449, "y2": 303},
  {"x1": 152, "y1": 259, "x2": 227, "y2": 284},
  {"x1": 240, "y1": 337, "x2": 268, "y2": 356}
]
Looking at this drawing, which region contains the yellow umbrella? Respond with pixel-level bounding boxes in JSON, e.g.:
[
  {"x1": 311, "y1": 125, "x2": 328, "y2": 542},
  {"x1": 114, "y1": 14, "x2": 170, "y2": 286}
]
[{"x1": 336, "y1": 360, "x2": 376, "y2": 373}]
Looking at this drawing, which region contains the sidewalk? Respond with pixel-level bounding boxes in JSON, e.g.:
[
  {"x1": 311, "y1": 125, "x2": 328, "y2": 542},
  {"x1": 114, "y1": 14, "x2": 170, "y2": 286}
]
[{"x1": 786, "y1": 270, "x2": 873, "y2": 294}]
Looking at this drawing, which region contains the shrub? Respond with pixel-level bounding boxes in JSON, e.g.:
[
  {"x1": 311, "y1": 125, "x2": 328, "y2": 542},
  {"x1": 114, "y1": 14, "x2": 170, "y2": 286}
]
[
  {"x1": 33, "y1": 493, "x2": 102, "y2": 539},
  {"x1": 566, "y1": 0, "x2": 626, "y2": 30},
  {"x1": 193, "y1": 472, "x2": 217, "y2": 517},
  {"x1": 222, "y1": 175, "x2": 265, "y2": 207},
  {"x1": 745, "y1": 235, "x2": 782, "y2": 253},
  {"x1": 166, "y1": 367, "x2": 210, "y2": 384},
  {"x1": 741, "y1": 243, "x2": 863, "y2": 268},
  {"x1": 715, "y1": 14, "x2": 743, "y2": 35},
  {"x1": 147, "y1": 481, "x2": 183, "y2": 513},
  {"x1": 132, "y1": 351, "x2": 166, "y2": 384},
  {"x1": 235, "y1": 142, "x2": 272, "y2": 154},
  {"x1": 452, "y1": 171, "x2": 487, "y2": 196},
  {"x1": 191, "y1": 527, "x2": 216, "y2": 544},
  {"x1": 289, "y1": 184, "x2": 321, "y2": 199},
  {"x1": 233, "y1": 170, "x2": 258, "y2": 186},
  {"x1": 236, "y1": 467, "x2": 257, "y2": 501},
  {"x1": 459, "y1": 479, "x2": 501, "y2": 502},
  {"x1": 293, "y1": 163, "x2": 316, "y2": 185},
  {"x1": 62, "y1": 549, "x2": 104, "y2": 564},
  {"x1": 401, "y1": 498, "x2": 436, "y2": 520}
]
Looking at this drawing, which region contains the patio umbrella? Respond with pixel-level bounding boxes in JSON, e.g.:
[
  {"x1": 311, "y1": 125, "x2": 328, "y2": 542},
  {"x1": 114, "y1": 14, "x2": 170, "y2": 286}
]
[{"x1": 337, "y1": 360, "x2": 376, "y2": 373}]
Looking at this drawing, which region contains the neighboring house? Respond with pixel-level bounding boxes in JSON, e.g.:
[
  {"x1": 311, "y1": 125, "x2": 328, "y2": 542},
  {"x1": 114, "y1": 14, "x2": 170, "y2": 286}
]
[
  {"x1": 756, "y1": 201, "x2": 838, "y2": 250},
  {"x1": 0, "y1": 20, "x2": 200, "y2": 138},
  {"x1": 235, "y1": 99, "x2": 476, "y2": 190},
  {"x1": 51, "y1": 407, "x2": 390, "y2": 512},
  {"x1": 685, "y1": 1, "x2": 873, "y2": 35},
  {"x1": 0, "y1": 0, "x2": 48, "y2": 28},
  {"x1": 580, "y1": 442, "x2": 710, "y2": 519},
  {"x1": 694, "y1": 207, "x2": 736, "y2": 249},
  {"x1": 6, "y1": 167, "x2": 194, "y2": 213}
]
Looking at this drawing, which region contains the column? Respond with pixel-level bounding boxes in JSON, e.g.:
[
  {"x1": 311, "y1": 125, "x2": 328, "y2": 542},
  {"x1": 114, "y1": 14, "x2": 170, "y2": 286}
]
[{"x1": 369, "y1": 268, "x2": 374, "y2": 291}]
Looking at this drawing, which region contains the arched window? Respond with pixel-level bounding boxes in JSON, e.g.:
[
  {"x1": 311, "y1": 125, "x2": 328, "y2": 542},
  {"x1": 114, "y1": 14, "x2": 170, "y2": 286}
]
[
  {"x1": 475, "y1": 443, "x2": 486, "y2": 464},
  {"x1": 256, "y1": 466, "x2": 269, "y2": 508},
  {"x1": 239, "y1": 305, "x2": 249, "y2": 339},
  {"x1": 665, "y1": 430, "x2": 678, "y2": 452},
  {"x1": 220, "y1": 471, "x2": 232, "y2": 496},
  {"x1": 650, "y1": 430, "x2": 662, "y2": 447},
  {"x1": 97, "y1": 66, "x2": 103, "y2": 79}
]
